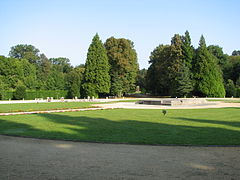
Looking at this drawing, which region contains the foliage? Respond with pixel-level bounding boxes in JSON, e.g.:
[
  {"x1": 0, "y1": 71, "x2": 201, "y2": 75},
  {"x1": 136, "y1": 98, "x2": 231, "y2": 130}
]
[
  {"x1": 0, "y1": 78, "x2": 7, "y2": 100},
  {"x1": 236, "y1": 88, "x2": 240, "y2": 97},
  {"x1": 14, "y1": 82, "x2": 26, "y2": 100},
  {"x1": 172, "y1": 63, "x2": 193, "y2": 97},
  {"x1": 232, "y1": 50, "x2": 240, "y2": 56},
  {"x1": 66, "y1": 67, "x2": 84, "y2": 98},
  {"x1": 147, "y1": 33, "x2": 193, "y2": 97},
  {"x1": 0, "y1": 90, "x2": 68, "y2": 100},
  {"x1": 136, "y1": 68, "x2": 147, "y2": 93},
  {"x1": 223, "y1": 56, "x2": 240, "y2": 84},
  {"x1": 9, "y1": 44, "x2": 41, "y2": 64},
  {"x1": 146, "y1": 45, "x2": 172, "y2": 95},
  {"x1": 193, "y1": 35, "x2": 225, "y2": 97},
  {"x1": 105, "y1": 37, "x2": 139, "y2": 95},
  {"x1": 225, "y1": 79, "x2": 236, "y2": 97},
  {"x1": 181, "y1": 31, "x2": 194, "y2": 71},
  {"x1": 82, "y1": 34, "x2": 110, "y2": 98},
  {"x1": 1, "y1": 32, "x2": 240, "y2": 99},
  {"x1": 208, "y1": 45, "x2": 228, "y2": 67}
]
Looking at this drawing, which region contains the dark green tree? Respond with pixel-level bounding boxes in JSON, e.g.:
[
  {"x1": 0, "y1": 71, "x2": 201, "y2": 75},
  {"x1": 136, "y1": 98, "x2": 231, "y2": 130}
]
[
  {"x1": 146, "y1": 45, "x2": 172, "y2": 95},
  {"x1": 49, "y1": 57, "x2": 72, "y2": 73},
  {"x1": 170, "y1": 34, "x2": 193, "y2": 97},
  {"x1": 14, "y1": 82, "x2": 26, "y2": 100},
  {"x1": 193, "y1": 35, "x2": 225, "y2": 97},
  {"x1": 105, "y1": 37, "x2": 139, "y2": 96},
  {"x1": 232, "y1": 50, "x2": 240, "y2": 56},
  {"x1": 82, "y1": 34, "x2": 110, "y2": 97},
  {"x1": 207, "y1": 45, "x2": 228, "y2": 67},
  {"x1": 173, "y1": 63, "x2": 193, "y2": 97},
  {"x1": 0, "y1": 77, "x2": 7, "y2": 100},
  {"x1": 225, "y1": 79, "x2": 236, "y2": 97},
  {"x1": 136, "y1": 68, "x2": 147, "y2": 93},
  {"x1": 181, "y1": 31, "x2": 194, "y2": 71},
  {"x1": 66, "y1": 66, "x2": 84, "y2": 98}
]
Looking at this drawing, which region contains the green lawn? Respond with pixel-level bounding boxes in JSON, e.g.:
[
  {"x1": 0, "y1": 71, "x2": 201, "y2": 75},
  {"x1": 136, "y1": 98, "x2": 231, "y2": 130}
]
[
  {"x1": 0, "y1": 108, "x2": 239, "y2": 145},
  {"x1": 207, "y1": 99, "x2": 240, "y2": 103},
  {"x1": 0, "y1": 102, "x2": 96, "y2": 113},
  {"x1": 0, "y1": 100, "x2": 139, "y2": 113}
]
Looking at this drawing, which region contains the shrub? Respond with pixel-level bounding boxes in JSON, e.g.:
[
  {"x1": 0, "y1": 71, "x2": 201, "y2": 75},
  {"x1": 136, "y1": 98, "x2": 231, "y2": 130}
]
[{"x1": 14, "y1": 84, "x2": 26, "y2": 100}]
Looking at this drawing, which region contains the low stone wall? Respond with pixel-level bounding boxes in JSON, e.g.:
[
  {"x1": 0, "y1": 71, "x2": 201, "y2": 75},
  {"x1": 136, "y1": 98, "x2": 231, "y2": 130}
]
[{"x1": 137, "y1": 98, "x2": 208, "y2": 106}]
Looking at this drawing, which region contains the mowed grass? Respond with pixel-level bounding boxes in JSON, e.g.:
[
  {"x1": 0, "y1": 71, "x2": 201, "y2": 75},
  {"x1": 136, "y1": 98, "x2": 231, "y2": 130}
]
[
  {"x1": 207, "y1": 99, "x2": 240, "y2": 103},
  {"x1": 0, "y1": 108, "x2": 240, "y2": 145},
  {"x1": 0, "y1": 99, "x2": 139, "y2": 113},
  {"x1": 0, "y1": 102, "x2": 96, "y2": 113}
]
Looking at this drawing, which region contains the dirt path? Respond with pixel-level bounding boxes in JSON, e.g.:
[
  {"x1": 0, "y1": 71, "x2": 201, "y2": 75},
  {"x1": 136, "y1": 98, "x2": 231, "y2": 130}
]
[{"x1": 0, "y1": 135, "x2": 240, "y2": 179}]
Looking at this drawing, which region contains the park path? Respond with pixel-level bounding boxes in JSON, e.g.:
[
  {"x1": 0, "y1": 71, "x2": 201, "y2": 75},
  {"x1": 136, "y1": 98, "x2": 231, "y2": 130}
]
[{"x1": 0, "y1": 135, "x2": 240, "y2": 179}]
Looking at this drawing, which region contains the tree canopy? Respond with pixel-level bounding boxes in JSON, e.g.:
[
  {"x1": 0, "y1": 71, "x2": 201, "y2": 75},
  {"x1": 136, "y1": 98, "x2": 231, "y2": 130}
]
[{"x1": 105, "y1": 37, "x2": 139, "y2": 96}]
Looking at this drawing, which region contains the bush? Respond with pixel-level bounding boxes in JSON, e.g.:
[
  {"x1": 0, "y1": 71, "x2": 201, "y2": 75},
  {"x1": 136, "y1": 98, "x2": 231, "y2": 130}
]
[
  {"x1": 236, "y1": 88, "x2": 240, "y2": 97},
  {"x1": 14, "y1": 85, "x2": 26, "y2": 100},
  {"x1": 225, "y1": 79, "x2": 236, "y2": 97}
]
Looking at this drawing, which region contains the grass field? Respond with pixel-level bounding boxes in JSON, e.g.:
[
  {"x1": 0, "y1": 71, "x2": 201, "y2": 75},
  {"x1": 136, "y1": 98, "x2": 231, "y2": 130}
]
[
  {"x1": 207, "y1": 99, "x2": 240, "y2": 103},
  {"x1": 0, "y1": 99, "x2": 139, "y2": 113},
  {"x1": 0, "y1": 102, "x2": 96, "y2": 113},
  {"x1": 0, "y1": 108, "x2": 239, "y2": 145}
]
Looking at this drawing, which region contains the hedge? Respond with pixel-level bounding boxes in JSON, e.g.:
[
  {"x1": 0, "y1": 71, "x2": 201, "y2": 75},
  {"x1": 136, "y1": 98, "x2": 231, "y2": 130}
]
[{"x1": 0, "y1": 90, "x2": 68, "y2": 100}]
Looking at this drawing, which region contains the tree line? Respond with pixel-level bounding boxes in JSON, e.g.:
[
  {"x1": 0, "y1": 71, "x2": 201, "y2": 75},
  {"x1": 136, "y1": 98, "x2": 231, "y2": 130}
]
[
  {"x1": 0, "y1": 34, "x2": 138, "y2": 99},
  {"x1": 145, "y1": 31, "x2": 240, "y2": 97},
  {"x1": 0, "y1": 31, "x2": 240, "y2": 99}
]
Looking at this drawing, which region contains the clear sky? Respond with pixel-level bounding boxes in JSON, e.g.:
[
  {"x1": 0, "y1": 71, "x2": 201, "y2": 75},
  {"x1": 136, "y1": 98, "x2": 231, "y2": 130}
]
[{"x1": 0, "y1": 0, "x2": 239, "y2": 69}]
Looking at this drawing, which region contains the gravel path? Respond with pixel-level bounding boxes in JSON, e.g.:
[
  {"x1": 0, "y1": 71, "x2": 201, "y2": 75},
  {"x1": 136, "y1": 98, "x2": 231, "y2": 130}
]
[{"x1": 1, "y1": 135, "x2": 240, "y2": 180}]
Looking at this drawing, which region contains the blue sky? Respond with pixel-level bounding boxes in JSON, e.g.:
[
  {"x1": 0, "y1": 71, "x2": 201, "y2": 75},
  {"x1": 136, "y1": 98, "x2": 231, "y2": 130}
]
[{"x1": 0, "y1": 0, "x2": 239, "y2": 69}]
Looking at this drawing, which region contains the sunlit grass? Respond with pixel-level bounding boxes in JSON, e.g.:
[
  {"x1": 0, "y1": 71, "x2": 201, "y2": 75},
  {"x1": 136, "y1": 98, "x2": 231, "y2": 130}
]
[{"x1": 0, "y1": 108, "x2": 239, "y2": 145}]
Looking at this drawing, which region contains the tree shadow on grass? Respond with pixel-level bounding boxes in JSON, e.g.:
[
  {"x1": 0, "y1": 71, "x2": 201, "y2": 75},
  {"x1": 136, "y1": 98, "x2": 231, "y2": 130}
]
[
  {"x1": 172, "y1": 117, "x2": 240, "y2": 129},
  {"x1": 0, "y1": 111, "x2": 240, "y2": 145}
]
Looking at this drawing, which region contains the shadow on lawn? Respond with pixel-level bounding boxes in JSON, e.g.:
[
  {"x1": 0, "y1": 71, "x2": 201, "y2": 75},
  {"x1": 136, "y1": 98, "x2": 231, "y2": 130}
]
[
  {"x1": 172, "y1": 117, "x2": 240, "y2": 129},
  {"x1": 0, "y1": 111, "x2": 240, "y2": 145}
]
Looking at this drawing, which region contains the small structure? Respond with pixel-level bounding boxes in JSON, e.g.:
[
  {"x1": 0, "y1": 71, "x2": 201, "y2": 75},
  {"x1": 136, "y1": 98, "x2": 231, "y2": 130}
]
[{"x1": 136, "y1": 98, "x2": 208, "y2": 106}]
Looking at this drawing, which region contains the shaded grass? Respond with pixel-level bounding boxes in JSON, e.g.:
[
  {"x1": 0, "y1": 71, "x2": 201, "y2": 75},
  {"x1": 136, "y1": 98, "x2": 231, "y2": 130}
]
[{"x1": 0, "y1": 108, "x2": 240, "y2": 145}]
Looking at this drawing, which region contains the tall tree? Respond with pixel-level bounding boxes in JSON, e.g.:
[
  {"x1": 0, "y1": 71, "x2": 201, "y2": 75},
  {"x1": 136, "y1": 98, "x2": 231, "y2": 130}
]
[
  {"x1": 146, "y1": 45, "x2": 172, "y2": 95},
  {"x1": 181, "y1": 30, "x2": 194, "y2": 71},
  {"x1": 82, "y1": 34, "x2": 110, "y2": 97},
  {"x1": 193, "y1": 35, "x2": 225, "y2": 97},
  {"x1": 105, "y1": 37, "x2": 139, "y2": 96},
  {"x1": 170, "y1": 34, "x2": 193, "y2": 97}
]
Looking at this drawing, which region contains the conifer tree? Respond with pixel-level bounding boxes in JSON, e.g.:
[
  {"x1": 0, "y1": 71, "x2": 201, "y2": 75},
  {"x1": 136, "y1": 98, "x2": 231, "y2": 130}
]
[
  {"x1": 173, "y1": 63, "x2": 193, "y2": 97},
  {"x1": 193, "y1": 35, "x2": 225, "y2": 97},
  {"x1": 170, "y1": 34, "x2": 193, "y2": 97},
  {"x1": 182, "y1": 31, "x2": 194, "y2": 71},
  {"x1": 82, "y1": 34, "x2": 110, "y2": 97}
]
